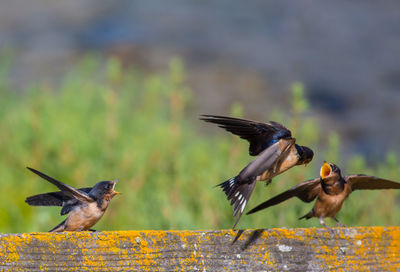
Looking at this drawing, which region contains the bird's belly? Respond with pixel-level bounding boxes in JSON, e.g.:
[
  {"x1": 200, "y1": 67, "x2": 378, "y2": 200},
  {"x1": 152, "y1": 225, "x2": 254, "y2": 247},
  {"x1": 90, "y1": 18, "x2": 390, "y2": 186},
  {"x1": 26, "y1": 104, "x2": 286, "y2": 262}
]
[
  {"x1": 256, "y1": 151, "x2": 298, "y2": 182},
  {"x1": 256, "y1": 170, "x2": 272, "y2": 181},
  {"x1": 314, "y1": 194, "x2": 346, "y2": 218},
  {"x1": 277, "y1": 150, "x2": 299, "y2": 174},
  {"x1": 65, "y1": 202, "x2": 104, "y2": 231}
]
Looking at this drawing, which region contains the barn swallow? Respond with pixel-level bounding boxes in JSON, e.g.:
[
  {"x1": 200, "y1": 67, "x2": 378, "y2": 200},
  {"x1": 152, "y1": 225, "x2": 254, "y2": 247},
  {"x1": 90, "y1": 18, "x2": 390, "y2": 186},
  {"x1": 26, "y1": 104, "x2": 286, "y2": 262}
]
[
  {"x1": 25, "y1": 167, "x2": 119, "y2": 232},
  {"x1": 247, "y1": 161, "x2": 400, "y2": 228},
  {"x1": 200, "y1": 115, "x2": 314, "y2": 227}
]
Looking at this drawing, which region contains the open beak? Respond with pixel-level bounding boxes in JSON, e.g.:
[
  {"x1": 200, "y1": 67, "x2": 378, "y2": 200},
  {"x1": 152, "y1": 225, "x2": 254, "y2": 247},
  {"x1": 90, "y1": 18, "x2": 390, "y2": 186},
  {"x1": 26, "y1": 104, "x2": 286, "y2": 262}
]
[
  {"x1": 320, "y1": 161, "x2": 332, "y2": 179},
  {"x1": 112, "y1": 179, "x2": 120, "y2": 195}
]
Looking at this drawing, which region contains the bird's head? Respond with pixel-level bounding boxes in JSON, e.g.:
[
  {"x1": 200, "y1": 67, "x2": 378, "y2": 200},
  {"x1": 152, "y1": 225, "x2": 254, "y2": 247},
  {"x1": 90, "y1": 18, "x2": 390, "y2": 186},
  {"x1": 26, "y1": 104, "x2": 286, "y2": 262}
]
[
  {"x1": 296, "y1": 145, "x2": 314, "y2": 165},
  {"x1": 320, "y1": 161, "x2": 344, "y2": 183},
  {"x1": 90, "y1": 179, "x2": 120, "y2": 200}
]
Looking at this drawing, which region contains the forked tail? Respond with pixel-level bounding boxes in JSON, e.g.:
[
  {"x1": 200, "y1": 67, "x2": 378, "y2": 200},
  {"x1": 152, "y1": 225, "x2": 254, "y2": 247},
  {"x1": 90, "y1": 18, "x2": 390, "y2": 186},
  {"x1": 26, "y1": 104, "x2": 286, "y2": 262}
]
[{"x1": 217, "y1": 176, "x2": 256, "y2": 229}]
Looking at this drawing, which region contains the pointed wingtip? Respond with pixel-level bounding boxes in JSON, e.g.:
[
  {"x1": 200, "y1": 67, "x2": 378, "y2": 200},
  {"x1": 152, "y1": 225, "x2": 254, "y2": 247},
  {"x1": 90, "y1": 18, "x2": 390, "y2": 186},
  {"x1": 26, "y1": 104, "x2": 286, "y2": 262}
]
[
  {"x1": 199, "y1": 114, "x2": 232, "y2": 121},
  {"x1": 26, "y1": 167, "x2": 43, "y2": 176},
  {"x1": 26, "y1": 166, "x2": 37, "y2": 174},
  {"x1": 246, "y1": 209, "x2": 253, "y2": 215},
  {"x1": 199, "y1": 114, "x2": 214, "y2": 121},
  {"x1": 246, "y1": 204, "x2": 263, "y2": 215}
]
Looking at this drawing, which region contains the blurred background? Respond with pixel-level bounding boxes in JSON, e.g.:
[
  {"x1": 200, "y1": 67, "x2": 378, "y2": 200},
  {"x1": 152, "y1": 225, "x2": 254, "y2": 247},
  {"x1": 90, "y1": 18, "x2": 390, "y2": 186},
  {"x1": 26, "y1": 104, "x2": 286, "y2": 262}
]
[{"x1": 0, "y1": 0, "x2": 399, "y2": 233}]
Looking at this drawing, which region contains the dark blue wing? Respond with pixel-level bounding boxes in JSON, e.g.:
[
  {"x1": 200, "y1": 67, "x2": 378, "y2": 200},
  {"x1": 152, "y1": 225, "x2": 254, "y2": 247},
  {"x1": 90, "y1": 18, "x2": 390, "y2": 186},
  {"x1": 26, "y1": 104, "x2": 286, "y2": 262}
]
[
  {"x1": 25, "y1": 188, "x2": 92, "y2": 207},
  {"x1": 200, "y1": 115, "x2": 292, "y2": 156}
]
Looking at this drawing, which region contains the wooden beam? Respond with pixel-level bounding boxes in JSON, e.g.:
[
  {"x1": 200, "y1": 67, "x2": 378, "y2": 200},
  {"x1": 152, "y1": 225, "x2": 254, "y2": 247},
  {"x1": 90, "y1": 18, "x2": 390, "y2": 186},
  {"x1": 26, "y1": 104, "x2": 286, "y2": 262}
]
[{"x1": 0, "y1": 227, "x2": 399, "y2": 271}]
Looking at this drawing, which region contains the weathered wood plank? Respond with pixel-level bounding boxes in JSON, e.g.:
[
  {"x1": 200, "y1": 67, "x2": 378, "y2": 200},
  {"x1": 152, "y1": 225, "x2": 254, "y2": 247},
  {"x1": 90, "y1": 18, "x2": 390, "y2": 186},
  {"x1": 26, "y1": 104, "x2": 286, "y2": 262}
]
[{"x1": 0, "y1": 227, "x2": 399, "y2": 271}]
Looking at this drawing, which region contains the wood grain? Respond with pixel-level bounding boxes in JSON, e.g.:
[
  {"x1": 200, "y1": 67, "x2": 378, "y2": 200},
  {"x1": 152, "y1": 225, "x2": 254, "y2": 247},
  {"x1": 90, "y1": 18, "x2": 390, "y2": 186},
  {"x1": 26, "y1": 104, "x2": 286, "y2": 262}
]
[{"x1": 0, "y1": 227, "x2": 399, "y2": 271}]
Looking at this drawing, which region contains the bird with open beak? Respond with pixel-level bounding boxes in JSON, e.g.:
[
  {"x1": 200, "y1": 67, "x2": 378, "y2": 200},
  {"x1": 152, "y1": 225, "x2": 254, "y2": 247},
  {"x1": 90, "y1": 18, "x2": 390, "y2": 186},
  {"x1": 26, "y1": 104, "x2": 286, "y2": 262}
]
[
  {"x1": 247, "y1": 161, "x2": 400, "y2": 229},
  {"x1": 25, "y1": 167, "x2": 119, "y2": 232},
  {"x1": 200, "y1": 115, "x2": 314, "y2": 228}
]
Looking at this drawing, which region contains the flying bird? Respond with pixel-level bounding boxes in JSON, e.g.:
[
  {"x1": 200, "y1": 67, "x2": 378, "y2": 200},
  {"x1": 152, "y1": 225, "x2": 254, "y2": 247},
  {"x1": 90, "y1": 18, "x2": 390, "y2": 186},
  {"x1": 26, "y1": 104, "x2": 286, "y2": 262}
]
[
  {"x1": 247, "y1": 161, "x2": 400, "y2": 228},
  {"x1": 200, "y1": 115, "x2": 314, "y2": 227},
  {"x1": 25, "y1": 167, "x2": 119, "y2": 232}
]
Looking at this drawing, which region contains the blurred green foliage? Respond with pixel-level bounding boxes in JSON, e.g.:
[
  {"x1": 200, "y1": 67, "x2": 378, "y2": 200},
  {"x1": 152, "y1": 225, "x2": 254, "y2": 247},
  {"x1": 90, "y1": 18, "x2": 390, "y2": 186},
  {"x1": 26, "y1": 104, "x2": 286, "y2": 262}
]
[{"x1": 0, "y1": 55, "x2": 399, "y2": 233}]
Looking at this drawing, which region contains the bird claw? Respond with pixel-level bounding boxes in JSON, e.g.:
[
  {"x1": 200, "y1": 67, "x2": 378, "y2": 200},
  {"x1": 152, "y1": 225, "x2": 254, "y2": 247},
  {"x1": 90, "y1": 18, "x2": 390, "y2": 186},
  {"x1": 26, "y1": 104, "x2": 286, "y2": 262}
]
[
  {"x1": 334, "y1": 217, "x2": 346, "y2": 227},
  {"x1": 319, "y1": 217, "x2": 335, "y2": 235}
]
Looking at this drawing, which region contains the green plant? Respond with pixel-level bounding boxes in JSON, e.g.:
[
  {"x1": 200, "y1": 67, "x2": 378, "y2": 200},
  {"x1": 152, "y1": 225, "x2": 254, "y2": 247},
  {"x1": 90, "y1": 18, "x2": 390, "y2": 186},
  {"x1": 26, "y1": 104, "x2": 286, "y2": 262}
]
[{"x1": 0, "y1": 56, "x2": 398, "y2": 233}]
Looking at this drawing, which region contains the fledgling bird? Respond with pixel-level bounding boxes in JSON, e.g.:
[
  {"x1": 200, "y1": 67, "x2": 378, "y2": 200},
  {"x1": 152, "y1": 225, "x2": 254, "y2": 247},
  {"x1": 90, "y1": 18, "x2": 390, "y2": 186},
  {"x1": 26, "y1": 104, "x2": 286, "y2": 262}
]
[
  {"x1": 200, "y1": 115, "x2": 314, "y2": 227},
  {"x1": 247, "y1": 161, "x2": 400, "y2": 228},
  {"x1": 25, "y1": 167, "x2": 119, "y2": 232}
]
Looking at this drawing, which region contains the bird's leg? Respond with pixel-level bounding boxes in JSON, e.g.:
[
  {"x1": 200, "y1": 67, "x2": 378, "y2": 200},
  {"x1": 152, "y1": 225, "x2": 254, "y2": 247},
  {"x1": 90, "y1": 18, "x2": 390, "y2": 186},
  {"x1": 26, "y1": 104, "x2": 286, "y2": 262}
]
[
  {"x1": 319, "y1": 216, "x2": 334, "y2": 235},
  {"x1": 334, "y1": 217, "x2": 346, "y2": 227},
  {"x1": 265, "y1": 179, "x2": 272, "y2": 186},
  {"x1": 319, "y1": 216, "x2": 329, "y2": 228}
]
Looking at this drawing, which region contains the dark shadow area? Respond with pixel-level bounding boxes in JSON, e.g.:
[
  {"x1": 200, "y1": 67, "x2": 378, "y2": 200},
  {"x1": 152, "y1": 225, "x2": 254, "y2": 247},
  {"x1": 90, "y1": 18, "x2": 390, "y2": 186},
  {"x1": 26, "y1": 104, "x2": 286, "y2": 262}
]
[{"x1": 231, "y1": 229, "x2": 266, "y2": 251}]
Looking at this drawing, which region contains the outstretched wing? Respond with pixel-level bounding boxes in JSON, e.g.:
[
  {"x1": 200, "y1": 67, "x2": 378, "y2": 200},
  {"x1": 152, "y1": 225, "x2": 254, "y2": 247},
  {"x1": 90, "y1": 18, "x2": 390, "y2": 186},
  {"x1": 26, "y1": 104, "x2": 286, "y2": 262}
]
[
  {"x1": 27, "y1": 167, "x2": 94, "y2": 203},
  {"x1": 25, "y1": 188, "x2": 92, "y2": 206},
  {"x1": 200, "y1": 115, "x2": 292, "y2": 156},
  {"x1": 347, "y1": 175, "x2": 400, "y2": 191},
  {"x1": 247, "y1": 178, "x2": 321, "y2": 215}
]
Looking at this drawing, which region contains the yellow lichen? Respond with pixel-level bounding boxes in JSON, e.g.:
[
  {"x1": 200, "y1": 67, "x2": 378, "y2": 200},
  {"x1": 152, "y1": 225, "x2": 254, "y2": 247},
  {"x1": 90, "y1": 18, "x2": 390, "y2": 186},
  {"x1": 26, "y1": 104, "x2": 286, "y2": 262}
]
[{"x1": 0, "y1": 227, "x2": 399, "y2": 271}]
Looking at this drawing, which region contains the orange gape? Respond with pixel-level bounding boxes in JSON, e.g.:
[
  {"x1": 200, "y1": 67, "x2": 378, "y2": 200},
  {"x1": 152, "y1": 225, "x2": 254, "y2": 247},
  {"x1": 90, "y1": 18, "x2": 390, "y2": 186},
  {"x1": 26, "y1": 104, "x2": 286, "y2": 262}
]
[
  {"x1": 247, "y1": 161, "x2": 400, "y2": 230},
  {"x1": 320, "y1": 162, "x2": 331, "y2": 179}
]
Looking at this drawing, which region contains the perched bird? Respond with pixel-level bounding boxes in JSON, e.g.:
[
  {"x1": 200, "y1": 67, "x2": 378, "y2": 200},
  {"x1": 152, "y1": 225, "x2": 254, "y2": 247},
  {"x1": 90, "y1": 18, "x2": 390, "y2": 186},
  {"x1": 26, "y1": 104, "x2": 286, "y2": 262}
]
[
  {"x1": 25, "y1": 167, "x2": 119, "y2": 232},
  {"x1": 247, "y1": 161, "x2": 400, "y2": 228},
  {"x1": 200, "y1": 115, "x2": 314, "y2": 227}
]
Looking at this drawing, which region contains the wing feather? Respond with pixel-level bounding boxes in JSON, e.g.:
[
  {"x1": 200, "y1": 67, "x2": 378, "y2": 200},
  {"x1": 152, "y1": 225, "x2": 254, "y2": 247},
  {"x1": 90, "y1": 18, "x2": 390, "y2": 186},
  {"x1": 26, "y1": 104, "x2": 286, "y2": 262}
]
[
  {"x1": 200, "y1": 115, "x2": 292, "y2": 156},
  {"x1": 247, "y1": 178, "x2": 321, "y2": 215},
  {"x1": 27, "y1": 167, "x2": 94, "y2": 203},
  {"x1": 347, "y1": 175, "x2": 400, "y2": 191},
  {"x1": 25, "y1": 188, "x2": 92, "y2": 206}
]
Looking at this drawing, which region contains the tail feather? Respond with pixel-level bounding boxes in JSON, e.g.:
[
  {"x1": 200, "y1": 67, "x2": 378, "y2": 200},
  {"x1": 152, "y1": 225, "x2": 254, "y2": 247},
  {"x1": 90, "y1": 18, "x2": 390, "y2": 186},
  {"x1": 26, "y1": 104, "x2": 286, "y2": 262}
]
[
  {"x1": 25, "y1": 192, "x2": 64, "y2": 207},
  {"x1": 49, "y1": 219, "x2": 66, "y2": 232},
  {"x1": 299, "y1": 210, "x2": 314, "y2": 220},
  {"x1": 217, "y1": 177, "x2": 238, "y2": 198},
  {"x1": 217, "y1": 176, "x2": 256, "y2": 229}
]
